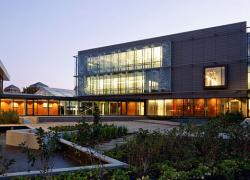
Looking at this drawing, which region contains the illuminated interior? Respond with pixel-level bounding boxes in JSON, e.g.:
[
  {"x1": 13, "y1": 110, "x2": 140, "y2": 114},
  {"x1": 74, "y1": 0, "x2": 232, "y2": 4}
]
[
  {"x1": 147, "y1": 98, "x2": 247, "y2": 117},
  {"x1": 87, "y1": 46, "x2": 162, "y2": 74},
  {"x1": 86, "y1": 72, "x2": 144, "y2": 95},
  {"x1": 85, "y1": 46, "x2": 163, "y2": 95},
  {"x1": 205, "y1": 66, "x2": 225, "y2": 87},
  {"x1": 0, "y1": 98, "x2": 248, "y2": 117}
]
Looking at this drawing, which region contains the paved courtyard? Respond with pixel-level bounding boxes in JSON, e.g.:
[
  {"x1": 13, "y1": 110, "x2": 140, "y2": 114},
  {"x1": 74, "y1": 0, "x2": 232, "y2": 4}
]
[{"x1": 29, "y1": 120, "x2": 178, "y2": 133}]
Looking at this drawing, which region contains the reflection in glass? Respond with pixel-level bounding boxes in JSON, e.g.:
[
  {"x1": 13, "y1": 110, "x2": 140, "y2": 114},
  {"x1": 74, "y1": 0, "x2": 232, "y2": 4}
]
[
  {"x1": 194, "y1": 99, "x2": 204, "y2": 116},
  {"x1": 87, "y1": 46, "x2": 162, "y2": 74},
  {"x1": 173, "y1": 99, "x2": 183, "y2": 116},
  {"x1": 49, "y1": 100, "x2": 59, "y2": 116},
  {"x1": 165, "y1": 99, "x2": 173, "y2": 116},
  {"x1": 183, "y1": 99, "x2": 194, "y2": 116},
  {"x1": 13, "y1": 99, "x2": 25, "y2": 115},
  {"x1": 1, "y1": 99, "x2": 13, "y2": 112},
  {"x1": 86, "y1": 72, "x2": 144, "y2": 95}
]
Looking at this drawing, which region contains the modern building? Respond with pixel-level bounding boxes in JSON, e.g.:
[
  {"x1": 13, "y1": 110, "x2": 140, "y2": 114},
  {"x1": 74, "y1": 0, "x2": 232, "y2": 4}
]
[
  {"x1": 0, "y1": 21, "x2": 250, "y2": 118},
  {"x1": 0, "y1": 60, "x2": 10, "y2": 93},
  {"x1": 75, "y1": 21, "x2": 250, "y2": 117}
]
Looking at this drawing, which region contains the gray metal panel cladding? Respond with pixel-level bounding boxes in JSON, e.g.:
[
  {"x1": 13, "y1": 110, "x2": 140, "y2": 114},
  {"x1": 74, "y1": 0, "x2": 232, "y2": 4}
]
[{"x1": 77, "y1": 22, "x2": 247, "y2": 98}]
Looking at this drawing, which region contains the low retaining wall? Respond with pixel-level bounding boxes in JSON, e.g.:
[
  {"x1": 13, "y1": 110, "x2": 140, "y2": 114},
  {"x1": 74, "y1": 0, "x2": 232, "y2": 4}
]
[
  {"x1": 20, "y1": 116, "x2": 148, "y2": 123},
  {"x1": 6, "y1": 129, "x2": 39, "y2": 149}
]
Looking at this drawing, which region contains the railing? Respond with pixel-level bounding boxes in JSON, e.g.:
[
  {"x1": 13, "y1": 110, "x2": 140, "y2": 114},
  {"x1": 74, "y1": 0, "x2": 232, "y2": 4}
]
[{"x1": 79, "y1": 104, "x2": 94, "y2": 115}]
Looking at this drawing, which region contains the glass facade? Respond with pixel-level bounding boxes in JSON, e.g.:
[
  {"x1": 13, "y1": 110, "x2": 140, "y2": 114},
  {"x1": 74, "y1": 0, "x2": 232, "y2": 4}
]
[
  {"x1": 147, "y1": 98, "x2": 247, "y2": 117},
  {"x1": 86, "y1": 72, "x2": 144, "y2": 95},
  {"x1": 0, "y1": 98, "x2": 144, "y2": 116},
  {"x1": 0, "y1": 98, "x2": 249, "y2": 118},
  {"x1": 205, "y1": 66, "x2": 226, "y2": 88},
  {"x1": 87, "y1": 47, "x2": 162, "y2": 74},
  {"x1": 83, "y1": 46, "x2": 169, "y2": 95}
]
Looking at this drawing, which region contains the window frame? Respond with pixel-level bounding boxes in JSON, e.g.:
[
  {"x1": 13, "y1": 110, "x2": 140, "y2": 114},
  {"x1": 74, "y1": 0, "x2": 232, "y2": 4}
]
[{"x1": 203, "y1": 65, "x2": 227, "y2": 90}]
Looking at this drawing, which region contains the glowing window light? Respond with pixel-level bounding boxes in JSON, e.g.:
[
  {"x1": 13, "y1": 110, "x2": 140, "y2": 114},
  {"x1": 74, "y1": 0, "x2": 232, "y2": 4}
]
[
  {"x1": 205, "y1": 66, "x2": 225, "y2": 87},
  {"x1": 43, "y1": 102, "x2": 52, "y2": 108},
  {"x1": 12, "y1": 102, "x2": 19, "y2": 108}
]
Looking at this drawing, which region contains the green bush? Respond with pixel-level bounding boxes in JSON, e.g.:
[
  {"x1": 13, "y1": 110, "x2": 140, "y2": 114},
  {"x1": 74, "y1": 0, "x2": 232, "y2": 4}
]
[
  {"x1": 105, "y1": 115, "x2": 250, "y2": 179},
  {"x1": 213, "y1": 112, "x2": 244, "y2": 126},
  {"x1": 50, "y1": 121, "x2": 128, "y2": 147},
  {"x1": 13, "y1": 114, "x2": 250, "y2": 179},
  {"x1": 0, "y1": 111, "x2": 19, "y2": 124}
]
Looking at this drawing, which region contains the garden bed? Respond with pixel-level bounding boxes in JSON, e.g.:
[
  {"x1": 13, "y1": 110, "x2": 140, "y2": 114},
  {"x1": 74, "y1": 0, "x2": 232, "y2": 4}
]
[{"x1": 0, "y1": 124, "x2": 128, "y2": 179}]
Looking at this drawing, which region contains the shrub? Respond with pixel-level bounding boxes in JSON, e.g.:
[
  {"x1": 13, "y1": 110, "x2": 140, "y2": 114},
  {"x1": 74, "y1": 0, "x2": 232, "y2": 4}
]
[
  {"x1": 51, "y1": 121, "x2": 128, "y2": 147},
  {"x1": 106, "y1": 115, "x2": 250, "y2": 179},
  {"x1": 20, "y1": 128, "x2": 61, "y2": 175},
  {"x1": 213, "y1": 112, "x2": 244, "y2": 126},
  {"x1": 0, "y1": 111, "x2": 19, "y2": 124}
]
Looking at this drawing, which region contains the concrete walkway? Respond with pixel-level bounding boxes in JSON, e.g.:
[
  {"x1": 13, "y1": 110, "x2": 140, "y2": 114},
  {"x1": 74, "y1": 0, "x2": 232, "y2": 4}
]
[
  {"x1": 29, "y1": 120, "x2": 176, "y2": 133},
  {"x1": 135, "y1": 119, "x2": 180, "y2": 126}
]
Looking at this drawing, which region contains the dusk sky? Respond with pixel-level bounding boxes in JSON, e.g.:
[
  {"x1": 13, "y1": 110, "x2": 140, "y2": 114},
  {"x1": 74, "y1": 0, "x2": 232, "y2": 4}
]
[{"x1": 0, "y1": 0, "x2": 249, "y2": 90}]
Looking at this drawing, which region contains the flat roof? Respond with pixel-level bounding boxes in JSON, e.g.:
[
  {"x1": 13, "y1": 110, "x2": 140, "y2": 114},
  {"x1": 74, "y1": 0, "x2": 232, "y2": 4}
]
[
  {"x1": 78, "y1": 21, "x2": 246, "y2": 55},
  {"x1": 0, "y1": 60, "x2": 10, "y2": 81}
]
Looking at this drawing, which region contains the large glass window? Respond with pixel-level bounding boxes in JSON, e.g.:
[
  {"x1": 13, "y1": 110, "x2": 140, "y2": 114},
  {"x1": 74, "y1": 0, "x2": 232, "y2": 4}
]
[
  {"x1": 147, "y1": 100, "x2": 156, "y2": 115},
  {"x1": 165, "y1": 99, "x2": 173, "y2": 116},
  {"x1": 205, "y1": 66, "x2": 226, "y2": 88},
  {"x1": 13, "y1": 99, "x2": 25, "y2": 115},
  {"x1": 119, "y1": 52, "x2": 127, "y2": 71},
  {"x1": 173, "y1": 99, "x2": 183, "y2": 116},
  {"x1": 85, "y1": 46, "x2": 163, "y2": 95},
  {"x1": 79, "y1": 101, "x2": 93, "y2": 115},
  {"x1": 147, "y1": 98, "x2": 247, "y2": 117},
  {"x1": 49, "y1": 100, "x2": 59, "y2": 116},
  {"x1": 109, "y1": 102, "x2": 121, "y2": 115},
  {"x1": 143, "y1": 48, "x2": 152, "y2": 69},
  {"x1": 34, "y1": 100, "x2": 49, "y2": 116},
  {"x1": 183, "y1": 99, "x2": 194, "y2": 116},
  {"x1": 86, "y1": 46, "x2": 163, "y2": 74},
  {"x1": 1, "y1": 99, "x2": 13, "y2": 112},
  {"x1": 207, "y1": 98, "x2": 217, "y2": 117},
  {"x1": 127, "y1": 50, "x2": 135, "y2": 70},
  {"x1": 135, "y1": 49, "x2": 143, "y2": 70},
  {"x1": 27, "y1": 100, "x2": 34, "y2": 115},
  {"x1": 194, "y1": 99, "x2": 204, "y2": 117},
  {"x1": 86, "y1": 72, "x2": 144, "y2": 95},
  {"x1": 152, "y1": 46, "x2": 162, "y2": 68}
]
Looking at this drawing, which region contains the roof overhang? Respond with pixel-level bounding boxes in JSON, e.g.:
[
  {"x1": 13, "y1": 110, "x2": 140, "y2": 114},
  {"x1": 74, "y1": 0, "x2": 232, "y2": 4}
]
[{"x1": 0, "y1": 60, "x2": 10, "y2": 81}]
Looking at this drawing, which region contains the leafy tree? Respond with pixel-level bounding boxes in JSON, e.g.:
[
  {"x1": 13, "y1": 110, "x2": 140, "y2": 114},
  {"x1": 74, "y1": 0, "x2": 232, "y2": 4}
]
[
  {"x1": 20, "y1": 127, "x2": 60, "y2": 176},
  {"x1": 22, "y1": 86, "x2": 39, "y2": 94}
]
